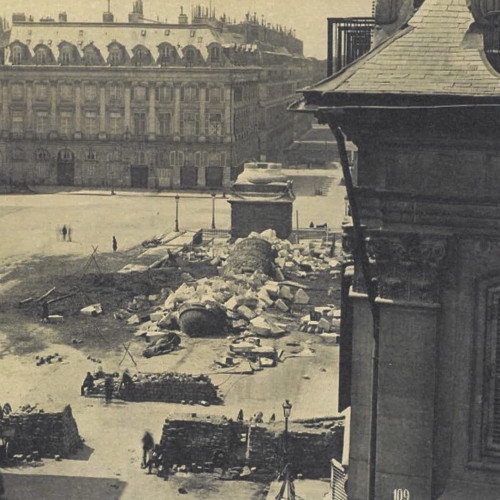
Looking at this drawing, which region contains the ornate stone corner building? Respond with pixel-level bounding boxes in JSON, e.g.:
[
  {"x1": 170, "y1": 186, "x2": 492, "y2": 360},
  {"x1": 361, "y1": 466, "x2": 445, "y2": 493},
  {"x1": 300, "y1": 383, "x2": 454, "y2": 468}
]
[
  {"x1": 294, "y1": 0, "x2": 500, "y2": 498},
  {"x1": 0, "y1": 2, "x2": 321, "y2": 189}
]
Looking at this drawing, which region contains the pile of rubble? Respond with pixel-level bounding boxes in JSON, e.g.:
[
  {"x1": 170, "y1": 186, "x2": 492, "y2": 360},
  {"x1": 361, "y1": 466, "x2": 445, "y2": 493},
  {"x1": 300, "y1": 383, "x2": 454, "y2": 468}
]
[
  {"x1": 113, "y1": 228, "x2": 342, "y2": 344},
  {"x1": 299, "y1": 306, "x2": 341, "y2": 334},
  {"x1": 35, "y1": 352, "x2": 64, "y2": 366}
]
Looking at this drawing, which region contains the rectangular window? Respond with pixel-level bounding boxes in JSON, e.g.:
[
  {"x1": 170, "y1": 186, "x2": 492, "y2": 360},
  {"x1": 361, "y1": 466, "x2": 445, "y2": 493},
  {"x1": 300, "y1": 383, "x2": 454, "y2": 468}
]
[
  {"x1": 84, "y1": 112, "x2": 98, "y2": 136},
  {"x1": 11, "y1": 112, "x2": 24, "y2": 135},
  {"x1": 157, "y1": 113, "x2": 171, "y2": 136},
  {"x1": 133, "y1": 86, "x2": 146, "y2": 101},
  {"x1": 155, "y1": 86, "x2": 172, "y2": 103},
  {"x1": 11, "y1": 83, "x2": 24, "y2": 100},
  {"x1": 35, "y1": 83, "x2": 48, "y2": 100},
  {"x1": 170, "y1": 151, "x2": 176, "y2": 166},
  {"x1": 108, "y1": 84, "x2": 123, "y2": 102},
  {"x1": 180, "y1": 112, "x2": 199, "y2": 137},
  {"x1": 208, "y1": 87, "x2": 221, "y2": 103},
  {"x1": 133, "y1": 112, "x2": 146, "y2": 136},
  {"x1": 36, "y1": 112, "x2": 48, "y2": 136},
  {"x1": 207, "y1": 112, "x2": 223, "y2": 136},
  {"x1": 60, "y1": 84, "x2": 73, "y2": 100},
  {"x1": 84, "y1": 84, "x2": 97, "y2": 101},
  {"x1": 180, "y1": 86, "x2": 199, "y2": 102},
  {"x1": 109, "y1": 112, "x2": 123, "y2": 136},
  {"x1": 60, "y1": 111, "x2": 73, "y2": 137}
]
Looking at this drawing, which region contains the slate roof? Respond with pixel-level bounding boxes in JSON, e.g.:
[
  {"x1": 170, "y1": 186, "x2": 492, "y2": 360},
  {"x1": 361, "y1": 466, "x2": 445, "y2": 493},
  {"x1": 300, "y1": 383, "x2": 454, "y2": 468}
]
[
  {"x1": 303, "y1": 0, "x2": 500, "y2": 100},
  {"x1": 7, "y1": 22, "x2": 246, "y2": 62}
]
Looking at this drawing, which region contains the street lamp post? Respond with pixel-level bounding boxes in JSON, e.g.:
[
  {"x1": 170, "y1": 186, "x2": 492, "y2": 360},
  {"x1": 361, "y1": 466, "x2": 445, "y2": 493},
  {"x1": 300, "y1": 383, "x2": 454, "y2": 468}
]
[
  {"x1": 211, "y1": 192, "x2": 216, "y2": 229},
  {"x1": 175, "y1": 194, "x2": 180, "y2": 232},
  {"x1": 275, "y1": 400, "x2": 295, "y2": 500}
]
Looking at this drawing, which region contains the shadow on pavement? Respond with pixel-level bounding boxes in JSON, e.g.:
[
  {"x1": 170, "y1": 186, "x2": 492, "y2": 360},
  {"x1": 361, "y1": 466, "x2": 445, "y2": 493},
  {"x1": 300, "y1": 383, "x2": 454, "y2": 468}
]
[
  {"x1": 2, "y1": 472, "x2": 126, "y2": 499},
  {"x1": 68, "y1": 444, "x2": 95, "y2": 461}
]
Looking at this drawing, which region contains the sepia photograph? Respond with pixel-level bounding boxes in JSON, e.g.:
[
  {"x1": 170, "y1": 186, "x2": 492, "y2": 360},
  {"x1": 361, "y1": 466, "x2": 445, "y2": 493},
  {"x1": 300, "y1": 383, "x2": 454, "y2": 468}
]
[{"x1": 0, "y1": 0, "x2": 490, "y2": 499}]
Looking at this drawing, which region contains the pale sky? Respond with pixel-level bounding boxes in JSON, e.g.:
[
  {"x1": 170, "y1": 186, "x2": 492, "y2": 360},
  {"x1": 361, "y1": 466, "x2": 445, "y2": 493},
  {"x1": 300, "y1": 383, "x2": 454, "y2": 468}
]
[{"x1": 0, "y1": 0, "x2": 374, "y2": 58}]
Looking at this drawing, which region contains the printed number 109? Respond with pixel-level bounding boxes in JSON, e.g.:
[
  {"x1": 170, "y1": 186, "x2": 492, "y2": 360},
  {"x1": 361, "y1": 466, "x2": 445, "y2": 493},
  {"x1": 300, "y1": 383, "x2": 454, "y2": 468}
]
[{"x1": 393, "y1": 489, "x2": 410, "y2": 500}]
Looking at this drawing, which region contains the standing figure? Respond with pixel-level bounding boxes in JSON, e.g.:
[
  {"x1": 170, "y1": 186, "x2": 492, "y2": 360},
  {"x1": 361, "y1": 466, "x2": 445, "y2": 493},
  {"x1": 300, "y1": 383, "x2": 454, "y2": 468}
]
[
  {"x1": 112, "y1": 236, "x2": 118, "y2": 252},
  {"x1": 141, "y1": 431, "x2": 155, "y2": 468},
  {"x1": 62, "y1": 225, "x2": 67, "y2": 241},
  {"x1": 81, "y1": 372, "x2": 95, "y2": 396},
  {"x1": 104, "y1": 375, "x2": 114, "y2": 403},
  {"x1": 67, "y1": 226, "x2": 72, "y2": 242},
  {"x1": 41, "y1": 301, "x2": 49, "y2": 322},
  {"x1": 118, "y1": 369, "x2": 134, "y2": 392}
]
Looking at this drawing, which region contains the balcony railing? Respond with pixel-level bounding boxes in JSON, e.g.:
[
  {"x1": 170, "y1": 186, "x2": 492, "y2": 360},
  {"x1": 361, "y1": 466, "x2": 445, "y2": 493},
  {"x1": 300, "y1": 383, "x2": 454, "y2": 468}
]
[{"x1": 327, "y1": 17, "x2": 375, "y2": 76}]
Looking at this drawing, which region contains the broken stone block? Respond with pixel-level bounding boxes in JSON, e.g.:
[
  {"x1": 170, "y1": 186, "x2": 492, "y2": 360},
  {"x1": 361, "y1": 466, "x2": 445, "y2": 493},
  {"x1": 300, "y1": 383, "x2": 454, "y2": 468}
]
[
  {"x1": 237, "y1": 305, "x2": 257, "y2": 321},
  {"x1": 275, "y1": 257, "x2": 286, "y2": 268},
  {"x1": 260, "y1": 228, "x2": 277, "y2": 240},
  {"x1": 224, "y1": 296, "x2": 240, "y2": 311},
  {"x1": 257, "y1": 289, "x2": 274, "y2": 307},
  {"x1": 80, "y1": 303, "x2": 103, "y2": 316},
  {"x1": 275, "y1": 268, "x2": 285, "y2": 282},
  {"x1": 263, "y1": 281, "x2": 279, "y2": 299},
  {"x1": 294, "y1": 289, "x2": 310, "y2": 305},
  {"x1": 318, "y1": 317, "x2": 332, "y2": 332},
  {"x1": 279, "y1": 285, "x2": 294, "y2": 301},
  {"x1": 149, "y1": 311, "x2": 164, "y2": 322},
  {"x1": 275, "y1": 299, "x2": 289, "y2": 313},
  {"x1": 250, "y1": 316, "x2": 272, "y2": 337}
]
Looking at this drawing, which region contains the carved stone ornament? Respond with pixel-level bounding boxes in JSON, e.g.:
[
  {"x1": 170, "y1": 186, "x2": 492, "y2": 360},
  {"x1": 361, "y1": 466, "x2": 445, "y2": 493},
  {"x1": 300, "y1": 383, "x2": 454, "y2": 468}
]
[{"x1": 350, "y1": 232, "x2": 450, "y2": 304}]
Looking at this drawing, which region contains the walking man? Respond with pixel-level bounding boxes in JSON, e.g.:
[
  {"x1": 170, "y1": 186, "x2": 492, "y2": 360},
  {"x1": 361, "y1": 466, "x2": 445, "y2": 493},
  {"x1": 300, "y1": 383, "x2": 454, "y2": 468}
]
[
  {"x1": 62, "y1": 225, "x2": 67, "y2": 241},
  {"x1": 141, "y1": 431, "x2": 154, "y2": 468},
  {"x1": 112, "y1": 236, "x2": 118, "y2": 252}
]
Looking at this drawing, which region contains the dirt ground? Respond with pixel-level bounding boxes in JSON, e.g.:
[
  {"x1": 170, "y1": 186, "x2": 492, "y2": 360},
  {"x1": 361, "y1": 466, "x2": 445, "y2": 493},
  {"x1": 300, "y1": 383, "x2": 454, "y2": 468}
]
[{"x1": 0, "y1": 174, "x2": 344, "y2": 499}]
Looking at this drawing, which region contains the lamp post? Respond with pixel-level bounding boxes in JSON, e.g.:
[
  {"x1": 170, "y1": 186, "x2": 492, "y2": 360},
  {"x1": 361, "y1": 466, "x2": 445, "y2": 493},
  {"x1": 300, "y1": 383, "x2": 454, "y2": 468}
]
[
  {"x1": 275, "y1": 400, "x2": 295, "y2": 500},
  {"x1": 211, "y1": 192, "x2": 216, "y2": 229},
  {"x1": 174, "y1": 194, "x2": 180, "y2": 232}
]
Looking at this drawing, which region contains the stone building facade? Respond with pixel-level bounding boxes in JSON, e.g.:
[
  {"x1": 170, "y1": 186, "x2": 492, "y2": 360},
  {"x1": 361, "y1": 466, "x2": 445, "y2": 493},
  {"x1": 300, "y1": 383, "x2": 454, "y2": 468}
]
[
  {"x1": 295, "y1": 0, "x2": 500, "y2": 499},
  {"x1": 0, "y1": 3, "x2": 320, "y2": 189}
]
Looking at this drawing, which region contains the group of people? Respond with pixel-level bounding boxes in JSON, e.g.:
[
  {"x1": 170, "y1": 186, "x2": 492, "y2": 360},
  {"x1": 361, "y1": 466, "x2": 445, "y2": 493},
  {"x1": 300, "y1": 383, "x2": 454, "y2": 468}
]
[{"x1": 80, "y1": 369, "x2": 136, "y2": 403}]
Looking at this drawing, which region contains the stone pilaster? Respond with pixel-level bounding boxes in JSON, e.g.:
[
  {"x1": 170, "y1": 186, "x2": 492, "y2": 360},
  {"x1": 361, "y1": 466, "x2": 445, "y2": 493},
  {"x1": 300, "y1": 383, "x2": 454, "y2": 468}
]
[
  {"x1": 124, "y1": 84, "x2": 131, "y2": 133},
  {"x1": 99, "y1": 85, "x2": 106, "y2": 139},
  {"x1": 224, "y1": 86, "x2": 231, "y2": 136},
  {"x1": 199, "y1": 86, "x2": 206, "y2": 139},
  {"x1": 197, "y1": 166, "x2": 206, "y2": 186},
  {"x1": 49, "y1": 82, "x2": 58, "y2": 138},
  {"x1": 173, "y1": 85, "x2": 181, "y2": 140},
  {"x1": 25, "y1": 81, "x2": 33, "y2": 132},
  {"x1": 74, "y1": 83, "x2": 82, "y2": 136},
  {"x1": 148, "y1": 83, "x2": 156, "y2": 140}
]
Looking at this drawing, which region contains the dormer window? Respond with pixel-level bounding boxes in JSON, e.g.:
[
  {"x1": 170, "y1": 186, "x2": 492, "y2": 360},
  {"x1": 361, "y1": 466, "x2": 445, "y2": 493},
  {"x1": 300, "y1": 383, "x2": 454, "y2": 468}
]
[
  {"x1": 209, "y1": 44, "x2": 221, "y2": 63},
  {"x1": 83, "y1": 45, "x2": 104, "y2": 66},
  {"x1": 108, "y1": 42, "x2": 126, "y2": 66},
  {"x1": 11, "y1": 45, "x2": 24, "y2": 65},
  {"x1": 34, "y1": 45, "x2": 54, "y2": 65},
  {"x1": 158, "y1": 43, "x2": 177, "y2": 66},
  {"x1": 132, "y1": 45, "x2": 153, "y2": 66}
]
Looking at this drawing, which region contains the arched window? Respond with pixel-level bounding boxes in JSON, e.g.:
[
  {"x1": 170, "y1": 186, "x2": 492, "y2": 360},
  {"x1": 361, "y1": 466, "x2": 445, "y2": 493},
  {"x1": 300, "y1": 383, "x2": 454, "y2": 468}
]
[
  {"x1": 132, "y1": 45, "x2": 153, "y2": 66},
  {"x1": 183, "y1": 46, "x2": 201, "y2": 65},
  {"x1": 107, "y1": 42, "x2": 126, "y2": 66},
  {"x1": 83, "y1": 44, "x2": 104, "y2": 66},
  {"x1": 157, "y1": 43, "x2": 177, "y2": 66},
  {"x1": 86, "y1": 148, "x2": 97, "y2": 160},
  {"x1": 34, "y1": 45, "x2": 54, "y2": 65},
  {"x1": 59, "y1": 43, "x2": 76, "y2": 65},
  {"x1": 10, "y1": 44, "x2": 25, "y2": 65}
]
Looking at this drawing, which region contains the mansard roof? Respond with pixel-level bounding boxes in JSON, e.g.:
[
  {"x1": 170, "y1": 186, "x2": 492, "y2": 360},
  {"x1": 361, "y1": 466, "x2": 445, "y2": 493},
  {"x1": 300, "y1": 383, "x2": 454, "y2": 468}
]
[
  {"x1": 299, "y1": 0, "x2": 500, "y2": 108},
  {"x1": 4, "y1": 21, "x2": 257, "y2": 65}
]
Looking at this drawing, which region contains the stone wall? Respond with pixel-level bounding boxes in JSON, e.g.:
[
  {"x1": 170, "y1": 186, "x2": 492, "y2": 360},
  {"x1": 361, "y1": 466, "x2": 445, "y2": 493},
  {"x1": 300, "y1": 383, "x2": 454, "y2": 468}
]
[
  {"x1": 0, "y1": 405, "x2": 81, "y2": 458},
  {"x1": 119, "y1": 372, "x2": 220, "y2": 404},
  {"x1": 159, "y1": 415, "x2": 343, "y2": 478}
]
